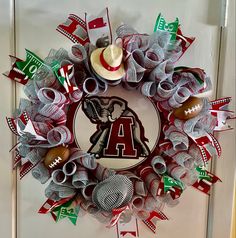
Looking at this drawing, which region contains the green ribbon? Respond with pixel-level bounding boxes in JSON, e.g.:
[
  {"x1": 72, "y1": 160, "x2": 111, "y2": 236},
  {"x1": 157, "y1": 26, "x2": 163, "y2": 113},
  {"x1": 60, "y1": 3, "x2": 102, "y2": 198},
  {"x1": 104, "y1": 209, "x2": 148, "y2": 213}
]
[
  {"x1": 196, "y1": 166, "x2": 211, "y2": 181},
  {"x1": 16, "y1": 49, "x2": 44, "y2": 79},
  {"x1": 163, "y1": 175, "x2": 184, "y2": 193},
  {"x1": 154, "y1": 13, "x2": 179, "y2": 41},
  {"x1": 53, "y1": 200, "x2": 80, "y2": 225},
  {"x1": 51, "y1": 60, "x2": 61, "y2": 72}
]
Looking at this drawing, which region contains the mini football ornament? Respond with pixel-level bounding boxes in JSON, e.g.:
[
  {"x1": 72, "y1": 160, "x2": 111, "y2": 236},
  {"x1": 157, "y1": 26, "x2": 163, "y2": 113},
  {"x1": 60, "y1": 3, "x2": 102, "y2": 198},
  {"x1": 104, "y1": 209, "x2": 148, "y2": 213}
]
[
  {"x1": 173, "y1": 96, "x2": 204, "y2": 120},
  {"x1": 44, "y1": 146, "x2": 70, "y2": 170}
]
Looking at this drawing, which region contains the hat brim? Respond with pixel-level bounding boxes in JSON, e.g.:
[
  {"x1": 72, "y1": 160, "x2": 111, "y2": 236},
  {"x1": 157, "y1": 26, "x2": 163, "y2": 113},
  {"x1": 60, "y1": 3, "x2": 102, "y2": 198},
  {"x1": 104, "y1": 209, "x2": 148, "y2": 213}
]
[{"x1": 90, "y1": 47, "x2": 125, "y2": 81}]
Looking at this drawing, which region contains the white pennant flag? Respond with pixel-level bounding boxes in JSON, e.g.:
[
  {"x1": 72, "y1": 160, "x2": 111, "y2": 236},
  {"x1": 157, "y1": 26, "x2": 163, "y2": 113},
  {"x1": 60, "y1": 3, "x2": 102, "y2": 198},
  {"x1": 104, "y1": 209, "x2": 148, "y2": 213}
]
[{"x1": 86, "y1": 8, "x2": 112, "y2": 47}]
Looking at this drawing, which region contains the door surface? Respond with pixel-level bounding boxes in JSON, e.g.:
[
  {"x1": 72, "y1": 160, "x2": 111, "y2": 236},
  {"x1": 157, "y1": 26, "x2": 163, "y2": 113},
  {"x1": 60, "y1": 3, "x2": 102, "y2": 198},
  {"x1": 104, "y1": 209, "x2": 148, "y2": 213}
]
[{"x1": 0, "y1": 0, "x2": 235, "y2": 238}]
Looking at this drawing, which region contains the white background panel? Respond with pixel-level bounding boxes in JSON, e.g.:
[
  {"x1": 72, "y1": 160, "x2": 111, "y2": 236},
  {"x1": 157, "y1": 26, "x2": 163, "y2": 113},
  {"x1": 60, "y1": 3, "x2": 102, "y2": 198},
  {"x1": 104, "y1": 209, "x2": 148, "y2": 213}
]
[
  {"x1": 0, "y1": 0, "x2": 15, "y2": 238},
  {"x1": 207, "y1": 0, "x2": 236, "y2": 237},
  {"x1": 16, "y1": 1, "x2": 217, "y2": 238}
]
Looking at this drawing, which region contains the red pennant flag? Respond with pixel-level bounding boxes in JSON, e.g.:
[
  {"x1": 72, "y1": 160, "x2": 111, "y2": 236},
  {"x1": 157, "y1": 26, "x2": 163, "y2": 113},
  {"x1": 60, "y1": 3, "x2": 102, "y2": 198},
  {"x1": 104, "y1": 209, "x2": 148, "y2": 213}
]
[
  {"x1": 3, "y1": 56, "x2": 29, "y2": 85},
  {"x1": 20, "y1": 160, "x2": 39, "y2": 179},
  {"x1": 13, "y1": 151, "x2": 22, "y2": 168},
  {"x1": 210, "y1": 97, "x2": 235, "y2": 131},
  {"x1": 120, "y1": 231, "x2": 137, "y2": 237},
  {"x1": 176, "y1": 27, "x2": 195, "y2": 59},
  {"x1": 143, "y1": 210, "x2": 168, "y2": 233},
  {"x1": 107, "y1": 206, "x2": 129, "y2": 228},
  {"x1": 116, "y1": 216, "x2": 139, "y2": 238},
  {"x1": 38, "y1": 196, "x2": 73, "y2": 214},
  {"x1": 210, "y1": 97, "x2": 232, "y2": 110},
  {"x1": 190, "y1": 134, "x2": 216, "y2": 165},
  {"x1": 6, "y1": 111, "x2": 29, "y2": 136}
]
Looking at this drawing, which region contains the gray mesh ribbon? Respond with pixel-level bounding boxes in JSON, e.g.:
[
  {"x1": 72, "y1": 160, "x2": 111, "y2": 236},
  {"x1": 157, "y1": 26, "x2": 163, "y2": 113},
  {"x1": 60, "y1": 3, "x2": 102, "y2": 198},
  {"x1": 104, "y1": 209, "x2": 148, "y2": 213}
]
[
  {"x1": 45, "y1": 181, "x2": 77, "y2": 201},
  {"x1": 52, "y1": 169, "x2": 68, "y2": 185},
  {"x1": 72, "y1": 166, "x2": 89, "y2": 188},
  {"x1": 32, "y1": 163, "x2": 50, "y2": 184},
  {"x1": 119, "y1": 171, "x2": 147, "y2": 197},
  {"x1": 117, "y1": 27, "x2": 182, "y2": 98},
  {"x1": 164, "y1": 125, "x2": 189, "y2": 151},
  {"x1": 151, "y1": 156, "x2": 166, "y2": 174},
  {"x1": 154, "y1": 69, "x2": 212, "y2": 111}
]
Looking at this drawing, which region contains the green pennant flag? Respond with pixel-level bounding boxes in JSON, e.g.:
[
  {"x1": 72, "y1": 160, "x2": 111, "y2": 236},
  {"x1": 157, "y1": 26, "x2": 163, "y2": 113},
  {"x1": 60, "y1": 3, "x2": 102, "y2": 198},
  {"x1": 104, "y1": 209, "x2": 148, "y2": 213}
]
[
  {"x1": 54, "y1": 200, "x2": 80, "y2": 225},
  {"x1": 196, "y1": 166, "x2": 211, "y2": 181},
  {"x1": 163, "y1": 175, "x2": 184, "y2": 193},
  {"x1": 154, "y1": 13, "x2": 179, "y2": 41},
  {"x1": 16, "y1": 49, "x2": 45, "y2": 79}
]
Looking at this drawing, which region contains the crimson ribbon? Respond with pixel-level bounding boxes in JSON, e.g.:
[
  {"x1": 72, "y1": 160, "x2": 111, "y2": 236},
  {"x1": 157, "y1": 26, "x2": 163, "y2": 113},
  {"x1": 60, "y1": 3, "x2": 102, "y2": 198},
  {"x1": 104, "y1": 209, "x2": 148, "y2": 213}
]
[{"x1": 100, "y1": 49, "x2": 121, "y2": 72}]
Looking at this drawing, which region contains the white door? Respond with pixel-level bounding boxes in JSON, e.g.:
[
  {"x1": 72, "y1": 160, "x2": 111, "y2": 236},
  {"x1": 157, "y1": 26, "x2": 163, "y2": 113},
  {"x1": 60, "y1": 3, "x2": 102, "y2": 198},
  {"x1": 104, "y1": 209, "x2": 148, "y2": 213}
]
[{"x1": 0, "y1": 0, "x2": 235, "y2": 238}]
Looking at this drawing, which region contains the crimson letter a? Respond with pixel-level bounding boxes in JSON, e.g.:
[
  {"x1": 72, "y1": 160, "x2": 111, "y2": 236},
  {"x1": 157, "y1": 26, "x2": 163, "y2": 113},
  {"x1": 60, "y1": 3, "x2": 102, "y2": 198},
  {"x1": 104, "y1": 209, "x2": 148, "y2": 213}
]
[{"x1": 104, "y1": 117, "x2": 137, "y2": 157}]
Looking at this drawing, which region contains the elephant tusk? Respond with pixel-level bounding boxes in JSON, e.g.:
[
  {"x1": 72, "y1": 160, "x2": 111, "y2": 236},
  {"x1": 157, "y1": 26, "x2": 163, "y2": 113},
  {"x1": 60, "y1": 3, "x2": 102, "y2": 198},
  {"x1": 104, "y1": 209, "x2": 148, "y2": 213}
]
[{"x1": 108, "y1": 115, "x2": 116, "y2": 122}]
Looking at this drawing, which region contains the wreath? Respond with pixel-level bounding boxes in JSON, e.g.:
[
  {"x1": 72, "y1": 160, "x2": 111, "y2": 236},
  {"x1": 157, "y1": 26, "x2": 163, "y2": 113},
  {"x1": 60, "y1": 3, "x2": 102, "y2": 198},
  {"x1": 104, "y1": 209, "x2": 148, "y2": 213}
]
[{"x1": 4, "y1": 9, "x2": 235, "y2": 235}]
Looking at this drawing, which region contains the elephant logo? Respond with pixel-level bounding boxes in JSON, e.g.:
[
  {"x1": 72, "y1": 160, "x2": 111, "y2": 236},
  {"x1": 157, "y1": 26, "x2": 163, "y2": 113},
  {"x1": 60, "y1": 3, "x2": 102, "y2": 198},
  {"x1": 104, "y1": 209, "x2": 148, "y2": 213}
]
[{"x1": 82, "y1": 96, "x2": 150, "y2": 159}]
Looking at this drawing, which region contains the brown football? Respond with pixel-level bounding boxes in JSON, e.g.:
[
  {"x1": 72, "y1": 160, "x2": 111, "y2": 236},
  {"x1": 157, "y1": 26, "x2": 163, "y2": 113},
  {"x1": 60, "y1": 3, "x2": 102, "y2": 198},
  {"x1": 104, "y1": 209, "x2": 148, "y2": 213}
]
[
  {"x1": 44, "y1": 146, "x2": 70, "y2": 170},
  {"x1": 173, "y1": 97, "x2": 203, "y2": 120}
]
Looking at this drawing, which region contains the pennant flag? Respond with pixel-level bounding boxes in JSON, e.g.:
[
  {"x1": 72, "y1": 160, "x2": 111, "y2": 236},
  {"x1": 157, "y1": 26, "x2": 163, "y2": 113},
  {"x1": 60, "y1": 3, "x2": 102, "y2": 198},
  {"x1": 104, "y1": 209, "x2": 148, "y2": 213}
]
[
  {"x1": 13, "y1": 150, "x2": 22, "y2": 169},
  {"x1": 86, "y1": 8, "x2": 112, "y2": 47},
  {"x1": 210, "y1": 97, "x2": 235, "y2": 131},
  {"x1": 192, "y1": 169, "x2": 221, "y2": 195},
  {"x1": 196, "y1": 166, "x2": 211, "y2": 181},
  {"x1": 53, "y1": 63, "x2": 78, "y2": 93},
  {"x1": 107, "y1": 206, "x2": 129, "y2": 228},
  {"x1": 6, "y1": 111, "x2": 48, "y2": 178},
  {"x1": 6, "y1": 111, "x2": 29, "y2": 136},
  {"x1": 161, "y1": 175, "x2": 183, "y2": 199},
  {"x1": 3, "y1": 56, "x2": 28, "y2": 85},
  {"x1": 20, "y1": 160, "x2": 40, "y2": 179},
  {"x1": 176, "y1": 27, "x2": 195, "y2": 57},
  {"x1": 17, "y1": 119, "x2": 47, "y2": 141},
  {"x1": 154, "y1": 13, "x2": 179, "y2": 41},
  {"x1": 16, "y1": 49, "x2": 44, "y2": 79},
  {"x1": 189, "y1": 133, "x2": 220, "y2": 165},
  {"x1": 57, "y1": 14, "x2": 89, "y2": 45},
  {"x1": 52, "y1": 200, "x2": 80, "y2": 225},
  {"x1": 117, "y1": 216, "x2": 139, "y2": 238},
  {"x1": 143, "y1": 210, "x2": 168, "y2": 233},
  {"x1": 163, "y1": 175, "x2": 184, "y2": 193},
  {"x1": 38, "y1": 196, "x2": 73, "y2": 214},
  {"x1": 211, "y1": 97, "x2": 232, "y2": 111}
]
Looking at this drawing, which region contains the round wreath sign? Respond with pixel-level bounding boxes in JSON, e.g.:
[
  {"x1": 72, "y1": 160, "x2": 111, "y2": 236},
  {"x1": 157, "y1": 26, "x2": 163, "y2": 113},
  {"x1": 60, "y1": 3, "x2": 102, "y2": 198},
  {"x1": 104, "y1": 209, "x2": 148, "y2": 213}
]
[{"x1": 4, "y1": 9, "x2": 234, "y2": 234}]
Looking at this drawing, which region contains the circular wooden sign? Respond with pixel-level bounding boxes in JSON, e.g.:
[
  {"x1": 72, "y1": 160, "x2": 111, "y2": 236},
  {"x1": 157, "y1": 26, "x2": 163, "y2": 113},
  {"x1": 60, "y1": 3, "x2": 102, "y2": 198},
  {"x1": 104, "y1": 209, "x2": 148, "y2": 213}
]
[{"x1": 70, "y1": 85, "x2": 161, "y2": 170}]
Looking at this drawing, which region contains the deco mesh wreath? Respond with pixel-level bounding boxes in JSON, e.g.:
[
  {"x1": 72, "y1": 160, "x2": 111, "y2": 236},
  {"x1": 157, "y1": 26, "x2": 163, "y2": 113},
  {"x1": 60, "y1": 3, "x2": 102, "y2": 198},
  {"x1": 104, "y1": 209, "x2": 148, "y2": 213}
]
[{"x1": 4, "y1": 8, "x2": 235, "y2": 234}]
